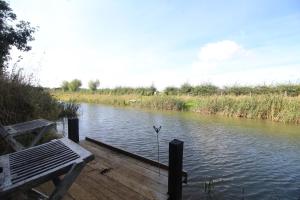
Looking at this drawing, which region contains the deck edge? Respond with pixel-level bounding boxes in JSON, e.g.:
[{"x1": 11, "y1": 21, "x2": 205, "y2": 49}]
[{"x1": 85, "y1": 137, "x2": 187, "y2": 182}]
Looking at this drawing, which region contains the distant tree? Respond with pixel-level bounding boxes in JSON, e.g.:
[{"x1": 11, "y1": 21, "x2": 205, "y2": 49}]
[
  {"x1": 0, "y1": 0, "x2": 36, "y2": 75},
  {"x1": 61, "y1": 81, "x2": 69, "y2": 91},
  {"x1": 148, "y1": 84, "x2": 157, "y2": 95},
  {"x1": 68, "y1": 79, "x2": 82, "y2": 91},
  {"x1": 193, "y1": 84, "x2": 219, "y2": 95},
  {"x1": 88, "y1": 79, "x2": 100, "y2": 91},
  {"x1": 180, "y1": 82, "x2": 193, "y2": 94},
  {"x1": 164, "y1": 86, "x2": 179, "y2": 95}
]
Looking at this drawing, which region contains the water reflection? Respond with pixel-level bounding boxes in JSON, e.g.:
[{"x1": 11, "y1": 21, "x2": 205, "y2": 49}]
[{"x1": 59, "y1": 104, "x2": 300, "y2": 199}]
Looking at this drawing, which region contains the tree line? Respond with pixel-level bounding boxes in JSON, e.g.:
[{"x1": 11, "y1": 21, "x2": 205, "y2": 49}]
[
  {"x1": 61, "y1": 79, "x2": 100, "y2": 92},
  {"x1": 164, "y1": 83, "x2": 300, "y2": 96},
  {"x1": 60, "y1": 80, "x2": 300, "y2": 96}
]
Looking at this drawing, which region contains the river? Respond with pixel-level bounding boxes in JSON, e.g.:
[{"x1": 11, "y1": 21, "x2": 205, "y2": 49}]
[{"x1": 59, "y1": 103, "x2": 300, "y2": 199}]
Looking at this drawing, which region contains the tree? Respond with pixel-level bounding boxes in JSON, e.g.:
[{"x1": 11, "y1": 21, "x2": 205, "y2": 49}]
[
  {"x1": 164, "y1": 86, "x2": 179, "y2": 95},
  {"x1": 68, "y1": 79, "x2": 82, "y2": 91},
  {"x1": 0, "y1": 0, "x2": 36, "y2": 74},
  {"x1": 61, "y1": 81, "x2": 69, "y2": 91},
  {"x1": 180, "y1": 82, "x2": 193, "y2": 94},
  {"x1": 193, "y1": 84, "x2": 219, "y2": 95},
  {"x1": 148, "y1": 84, "x2": 157, "y2": 95},
  {"x1": 88, "y1": 79, "x2": 100, "y2": 91}
]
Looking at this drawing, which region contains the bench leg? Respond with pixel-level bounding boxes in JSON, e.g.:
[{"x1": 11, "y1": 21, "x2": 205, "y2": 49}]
[
  {"x1": 29, "y1": 126, "x2": 54, "y2": 147},
  {"x1": 49, "y1": 161, "x2": 85, "y2": 200},
  {"x1": 52, "y1": 177, "x2": 61, "y2": 186}
]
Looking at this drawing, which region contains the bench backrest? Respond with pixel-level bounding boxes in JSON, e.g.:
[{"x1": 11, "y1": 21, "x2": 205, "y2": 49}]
[{"x1": 0, "y1": 124, "x2": 8, "y2": 139}]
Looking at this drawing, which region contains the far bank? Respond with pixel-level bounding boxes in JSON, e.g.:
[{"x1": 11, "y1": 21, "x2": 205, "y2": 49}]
[{"x1": 51, "y1": 91, "x2": 300, "y2": 125}]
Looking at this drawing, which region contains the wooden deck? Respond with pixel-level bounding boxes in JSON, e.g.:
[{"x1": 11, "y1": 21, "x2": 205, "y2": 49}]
[{"x1": 37, "y1": 139, "x2": 169, "y2": 200}]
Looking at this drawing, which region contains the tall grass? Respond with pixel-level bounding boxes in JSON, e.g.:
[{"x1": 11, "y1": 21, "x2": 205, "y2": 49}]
[
  {"x1": 0, "y1": 69, "x2": 78, "y2": 125},
  {"x1": 190, "y1": 95, "x2": 300, "y2": 124},
  {"x1": 52, "y1": 92, "x2": 186, "y2": 111},
  {"x1": 52, "y1": 91, "x2": 300, "y2": 124},
  {"x1": 0, "y1": 69, "x2": 61, "y2": 125},
  {"x1": 0, "y1": 69, "x2": 72, "y2": 154}
]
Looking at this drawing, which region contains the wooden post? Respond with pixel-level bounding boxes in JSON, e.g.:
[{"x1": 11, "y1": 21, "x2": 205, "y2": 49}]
[
  {"x1": 168, "y1": 139, "x2": 183, "y2": 200},
  {"x1": 68, "y1": 118, "x2": 79, "y2": 143}
]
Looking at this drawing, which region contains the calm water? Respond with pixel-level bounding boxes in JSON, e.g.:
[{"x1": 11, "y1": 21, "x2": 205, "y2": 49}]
[{"x1": 60, "y1": 103, "x2": 300, "y2": 199}]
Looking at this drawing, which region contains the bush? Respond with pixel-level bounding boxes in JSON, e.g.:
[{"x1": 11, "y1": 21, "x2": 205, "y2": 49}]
[
  {"x1": 164, "y1": 86, "x2": 179, "y2": 95},
  {"x1": 61, "y1": 81, "x2": 69, "y2": 91},
  {"x1": 68, "y1": 79, "x2": 82, "y2": 91},
  {"x1": 193, "y1": 84, "x2": 219, "y2": 96},
  {"x1": 58, "y1": 101, "x2": 79, "y2": 118},
  {"x1": 0, "y1": 69, "x2": 61, "y2": 125},
  {"x1": 88, "y1": 79, "x2": 100, "y2": 91},
  {"x1": 180, "y1": 82, "x2": 193, "y2": 94}
]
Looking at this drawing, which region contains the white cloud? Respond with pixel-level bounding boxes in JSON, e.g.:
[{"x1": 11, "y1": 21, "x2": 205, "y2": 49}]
[
  {"x1": 188, "y1": 40, "x2": 300, "y2": 86},
  {"x1": 198, "y1": 40, "x2": 245, "y2": 61},
  {"x1": 192, "y1": 40, "x2": 253, "y2": 79},
  {"x1": 192, "y1": 40, "x2": 250, "y2": 72}
]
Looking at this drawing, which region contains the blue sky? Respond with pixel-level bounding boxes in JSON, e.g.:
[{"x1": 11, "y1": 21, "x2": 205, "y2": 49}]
[{"x1": 8, "y1": 0, "x2": 300, "y2": 89}]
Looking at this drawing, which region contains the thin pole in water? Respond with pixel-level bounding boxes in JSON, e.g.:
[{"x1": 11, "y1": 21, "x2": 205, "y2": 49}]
[{"x1": 153, "y1": 125, "x2": 162, "y2": 176}]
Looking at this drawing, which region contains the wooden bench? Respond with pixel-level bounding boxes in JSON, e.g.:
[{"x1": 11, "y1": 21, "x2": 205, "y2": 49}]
[
  {"x1": 0, "y1": 137, "x2": 94, "y2": 199},
  {"x1": 0, "y1": 119, "x2": 56, "y2": 151}
]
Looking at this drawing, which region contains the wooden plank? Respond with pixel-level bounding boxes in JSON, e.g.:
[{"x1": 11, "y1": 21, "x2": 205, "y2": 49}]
[
  {"x1": 11, "y1": 155, "x2": 80, "y2": 183},
  {"x1": 85, "y1": 137, "x2": 188, "y2": 182},
  {"x1": 0, "y1": 155, "x2": 11, "y2": 188},
  {"x1": 85, "y1": 143, "x2": 168, "y2": 187},
  {"x1": 11, "y1": 150, "x2": 77, "y2": 172},
  {"x1": 87, "y1": 159, "x2": 167, "y2": 199},
  {"x1": 9, "y1": 141, "x2": 64, "y2": 158},
  {"x1": 35, "y1": 139, "x2": 169, "y2": 200},
  {"x1": 29, "y1": 125, "x2": 54, "y2": 147},
  {"x1": 82, "y1": 140, "x2": 169, "y2": 177},
  {"x1": 61, "y1": 138, "x2": 95, "y2": 163},
  {"x1": 75, "y1": 170, "x2": 124, "y2": 200},
  {"x1": 5, "y1": 119, "x2": 56, "y2": 137},
  {"x1": 85, "y1": 137, "x2": 168, "y2": 171},
  {"x1": 64, "y1": 193, "x2": 76, "y2": 200},
  {"x1": 1, "y1": 119, "x2": 56, "y2": 152},
  {"x1": 10, "y1": 145, "x2": 73, "y2": 165},
  {"x1": 93, "y1": 164, "x2": 167, "y2": 200},
  {"x1": 0, "y1": 138, "x2": 94, "y2": 198},
  {"x1": 0, "y1": 126, "x2": 25, "y2": 151},
  {"x1": 67, "y1": 182, "x2": 98, "y2": 200},
  {"x1": 82, "y1": 165, "x2": 149, "y2": 200},
  {"x1": 81, "y1": 142, "x2": 168, "y2": 200}
]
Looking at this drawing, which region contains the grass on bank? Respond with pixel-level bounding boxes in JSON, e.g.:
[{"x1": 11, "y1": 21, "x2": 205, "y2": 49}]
[
  {"x1": 0, "y1": 70, "x2": 79, "y2": 154},
  {"x1": 52, "y1": 91, "x2": 300, "y2": 124}
]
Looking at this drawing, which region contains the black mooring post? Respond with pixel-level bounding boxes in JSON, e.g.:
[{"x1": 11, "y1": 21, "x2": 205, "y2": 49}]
[
  {"x1": 168, "y1": 139, "x2": 183, "y2": 200},
  {"x1": 68, "y1": 118, "x2": 79, "y2": 143}
]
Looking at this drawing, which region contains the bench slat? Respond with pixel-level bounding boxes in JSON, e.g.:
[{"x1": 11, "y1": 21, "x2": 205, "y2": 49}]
[{"x1": 0, "y1": 138, "x2": 94, "y2": 197}]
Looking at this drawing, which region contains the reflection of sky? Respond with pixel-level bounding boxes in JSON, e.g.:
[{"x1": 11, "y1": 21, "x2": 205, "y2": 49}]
[{"x1": 59, "y1": 104, "x2": 300, "y2": 199}]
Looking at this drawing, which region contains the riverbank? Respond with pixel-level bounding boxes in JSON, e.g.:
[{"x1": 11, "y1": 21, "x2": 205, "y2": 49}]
[{"x1": 51, "y1": 91, "x2": 300, "y2": 124}]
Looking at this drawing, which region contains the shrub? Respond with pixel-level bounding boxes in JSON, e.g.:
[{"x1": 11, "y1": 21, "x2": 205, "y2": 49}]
[
  {"x1": 61, "y1": 81, "x2": 69, "y2": 91},
  {"x1": 58, "y1": 101, "x2": 79, "y2": 118},
  {"x1": 164, "y1": 86, "x2": 179, "y2": 95},
  {"x1": 88, "y1": 79, "x2": 100, "y2": 91},
  {"x1": 180, "y1": 82, "x2": 193, "y2": 94},
  {"x1": 68, "y1": 79, "x2": 82, "y2": 91},
  {"x1": 193, "y1": 84, "x2": 219, "y2": 96},
  {"x1": 0, "y1": 69, "x2": 61, "y2": 125}
]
